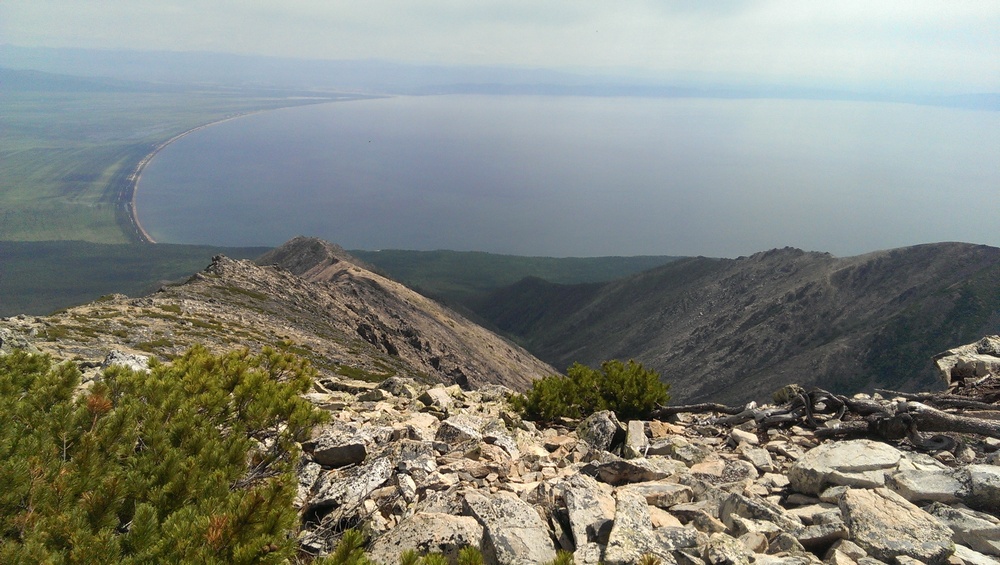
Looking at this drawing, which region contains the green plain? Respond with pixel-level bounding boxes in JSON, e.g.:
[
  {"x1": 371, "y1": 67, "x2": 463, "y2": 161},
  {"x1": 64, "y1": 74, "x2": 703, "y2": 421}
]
[{"x1": 0, "y1": 86, "x2": 341, "y2": 242}]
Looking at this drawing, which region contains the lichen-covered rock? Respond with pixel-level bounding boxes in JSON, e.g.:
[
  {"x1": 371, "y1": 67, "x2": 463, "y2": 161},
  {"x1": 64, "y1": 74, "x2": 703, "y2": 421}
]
[
  {"x1": 839, "y1": 487, "x2": 955, "y2": 564},
  {"x1": 463, "y1": 491, "x2": 557, "y2": 565},
  {"x1": 367, "y1": 512, "x2": 484, "y2": 565},
  {"x1": 619, "y1": 480, "x2": 693, "y2": 508},
  {"x1": 101, "y1": 349, "x2": 150, "y2": 373},
  {"x1": 577, "y1": 410, "x2": 625, "y2": 452},
  {"x1": 585, "y1": 457, "x2": 685, "y2": 486},
  {"x1": 960, "y1": 464, "x2": 1000, "y2": 513},
  {"x1": 703, "y1": 531, "x2": 753, "y2": 565},
  {"x1": 436, "y1": 414, "x2": 483, "y2": 445},
  {"x1": 559, "y1": 474, "x2": 616, "y2": 550},
  {"x1": 788, "y1": 440, "x2": 902, "y2": 495},
  {"x1": 623, "y1": 420, "x2": 649, "y2": 459},
  {"x1": 926, "y1": 502, "x2": 1000, "y2": 557},
  {"x1": 603, "y1": 489, "x2": 667, "y2": 565},
  {"x1": 886, "y1": 468, "x2": 962, "y2": 504}
]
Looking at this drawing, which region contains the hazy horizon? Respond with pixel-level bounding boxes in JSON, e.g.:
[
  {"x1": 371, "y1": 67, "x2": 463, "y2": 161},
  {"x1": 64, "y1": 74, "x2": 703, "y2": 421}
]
[{"x1": 3, "y1": 2, "x2": 998, "y2": 95}]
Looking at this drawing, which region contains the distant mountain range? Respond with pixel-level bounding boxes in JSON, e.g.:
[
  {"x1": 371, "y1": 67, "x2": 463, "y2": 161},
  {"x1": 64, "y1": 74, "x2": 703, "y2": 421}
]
[
  {"x1": 461, "y1": 243, "x2": 1000, "y2": 403},
  {"x1": 3, "y1": 44, "x2": 997, "y2": 109}
]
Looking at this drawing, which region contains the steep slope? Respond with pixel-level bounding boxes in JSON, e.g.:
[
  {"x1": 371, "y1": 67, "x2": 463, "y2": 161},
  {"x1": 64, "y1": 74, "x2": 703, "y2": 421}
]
[
  {"x1": 0, "y1": 237, "x2": 553, "y2": 390},
  {"x1": 480, "y1": 243, "x2": 1000, "y2": 403}
]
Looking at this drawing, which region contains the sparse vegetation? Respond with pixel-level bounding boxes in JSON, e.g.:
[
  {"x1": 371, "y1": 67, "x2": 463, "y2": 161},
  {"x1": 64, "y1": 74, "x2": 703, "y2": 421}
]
[{"x1": 511, "y1": 359, "x2": 670, "y2": 422}]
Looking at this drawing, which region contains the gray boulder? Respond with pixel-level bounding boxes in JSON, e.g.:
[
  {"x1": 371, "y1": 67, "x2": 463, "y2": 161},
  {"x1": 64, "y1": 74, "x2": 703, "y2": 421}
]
[
  {"x1": 960, "y1": 464, "x2": 1000, "y2": 512},
  {"x1": 788, "y1": 440, "x2": 902, "y2": 495},
  {"x1": 367, "y1": 512, "x2": 484, "y2": 565},
  {"x1": 927, "y1": 502, "x2": 1000, "y2": 557},
  {"x1": 559, "y1": 474, "x2": 616, "y2": 549},
  {"x1": 603, "y1": 489, "x2": 674, "y2": 565},
  {"x1": 102, "y1": 350, "x2": 150, "y2": 373},
  {"x1": 577, "y1": 410, "x2": 625, "y2": 452},
  {"x1": 623, "y1": 420, "x2": 649, "y2": 459},
  {"x1": 463, "y1": 491, "x2": 557, "y2": 565},
  {"x1": 839, "y1": 487, "x2": 954, "y2": 564}
]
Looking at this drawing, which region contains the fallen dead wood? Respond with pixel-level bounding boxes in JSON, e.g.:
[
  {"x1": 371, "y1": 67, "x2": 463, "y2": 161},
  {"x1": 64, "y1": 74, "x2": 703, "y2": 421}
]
[{"x1": 654, "y1": 380, "x2": 1000, "y2": 456}]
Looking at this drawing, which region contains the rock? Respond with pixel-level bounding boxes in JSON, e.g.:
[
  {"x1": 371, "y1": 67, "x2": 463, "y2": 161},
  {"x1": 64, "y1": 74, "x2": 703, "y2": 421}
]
[
  {"x1": 960, "y1": 464, "x2": 1000, "y2": 513},
  {"x1": 648, "y1": 436, "x2": 713, "y2": 466},
  {"x1": 839, "y1": 487, "x2": 955, "y2": 564},
  {"x1": 586, "y1": 457, "x2": 684, "y2": 486},
  {"x1": 886, "y1": 468, "x2": 963, "y2": 504},
  {"x1": 729, "y1": 428, "x2": 759, "y2": 447},
  {"x1": 436, "y1": 415, "x2": 484, "y2": 445},
  {"x1": 101, "y1": 350, "x2": 150, "y2": 373},
  {"x1": 795, "y1": 521, "x2": 849, "y2": 550},
  {"x1": 463, "y1": 491, "x2": 557, "y2": 565},
  {"x1": 719, "y1": 492, "x2": 803, "y2": 532},
  {"x1": 367, "y1": 512, "x2": 484, "y2": 565},
  {"x1": 703, "y1": 531, "x2": 753, "y2": 565},
  {"x1": 623, "y1": 420, "x2": 649, "y2": 459},
  {"x1": 559, "y1": 474, "x2": 616, "y2": 550},
  {"x1": 619, "y1": 481, "x2": 694, "y2": 508},
  {"x1": 934, "y1": 336, "x2": 1000, "y2": 387},
  {"x1": 788, "y1": 440, "x2": 902, "y2": 495},
  {"x1": 419, "y1": 386, "x2": 454, "y2": 412},
  {"x1": 577, "y1": 410, "x2": 626, "y2": 452},
  {"x1": 309, "y1": 434, "x2": 368, "y2": 468},
  {"x1": 825, "y1": 539, "x2": 867, "y2": 561},
  {"x1": 378, "y1": 376, "x2": 419, "y2": 399},
  {"x1": 741, "y1": 446, "x2": 776, "y2": 473},
  {"x1": 926, "y1": 502, "x2": 1000, "y2": 557},
  {"x1": 603, "y1": 489, "x2": 670, "y2": 565},
  {"x1": 953, "y1": 544, "x2": 1000, "y2": 565}
]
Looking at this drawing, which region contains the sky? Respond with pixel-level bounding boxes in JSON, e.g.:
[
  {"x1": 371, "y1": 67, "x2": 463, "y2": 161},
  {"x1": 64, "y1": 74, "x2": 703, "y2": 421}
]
[{"x1": 2, "y1": 1, "x2": 999, "y2": 94}]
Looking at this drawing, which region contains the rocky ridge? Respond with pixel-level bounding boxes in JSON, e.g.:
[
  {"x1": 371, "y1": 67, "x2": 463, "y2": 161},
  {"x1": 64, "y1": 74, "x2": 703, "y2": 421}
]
[
  {"x1": 280, "y1": 337, "x2": 1000, "y2": 564},
  {"x1": 477, "y1": 243, "x2": 1000, "y2": 404},
  {"x1": 0, "y1": 237, "x2": 553, "y2": 391}
]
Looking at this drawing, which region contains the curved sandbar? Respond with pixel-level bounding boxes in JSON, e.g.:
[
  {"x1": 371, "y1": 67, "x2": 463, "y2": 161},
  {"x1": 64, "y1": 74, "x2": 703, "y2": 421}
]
[
  {"x1": 122, "y1": 96, "x2": 373, "y2": 244},
  {"x1": 124, "y1": 111, "x2": 266, "y2": 244}
]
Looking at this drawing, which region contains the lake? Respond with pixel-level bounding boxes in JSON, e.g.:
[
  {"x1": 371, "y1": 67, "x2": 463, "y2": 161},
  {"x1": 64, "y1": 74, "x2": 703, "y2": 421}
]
[{"x1": 136, "y1": 95, "x2": 1000, "y2": 257}]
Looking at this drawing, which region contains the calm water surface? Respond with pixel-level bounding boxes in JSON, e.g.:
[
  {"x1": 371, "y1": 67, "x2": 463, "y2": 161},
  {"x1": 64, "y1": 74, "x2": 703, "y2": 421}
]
[{"x1": 137, "y1": 96, "x2": 1000, "y2": 257}]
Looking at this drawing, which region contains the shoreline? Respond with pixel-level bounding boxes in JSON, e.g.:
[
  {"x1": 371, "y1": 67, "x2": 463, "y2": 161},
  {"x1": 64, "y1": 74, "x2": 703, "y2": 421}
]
[{"x1": 123, "y1": 110, "x2": 267, "y2": 244}]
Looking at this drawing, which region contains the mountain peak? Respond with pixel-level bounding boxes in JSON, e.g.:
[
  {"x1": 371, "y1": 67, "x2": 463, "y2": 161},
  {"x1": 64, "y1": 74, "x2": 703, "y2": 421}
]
[{"x1": 257, "y1": 236, "x2": 365, "y2": 275}]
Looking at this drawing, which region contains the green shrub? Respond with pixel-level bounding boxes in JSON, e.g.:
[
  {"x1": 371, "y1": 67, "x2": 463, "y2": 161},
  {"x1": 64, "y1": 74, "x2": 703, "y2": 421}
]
[
  {"x1": 512, "y1": 359, "x2": 670, "y2": 422},
  {"x1": 0, "y1": 346, "x2": 327, "y2": 564}
]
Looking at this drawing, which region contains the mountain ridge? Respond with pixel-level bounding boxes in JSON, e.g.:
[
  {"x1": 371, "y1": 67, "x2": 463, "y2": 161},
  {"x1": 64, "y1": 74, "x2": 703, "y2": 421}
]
[
  {"x1": 474, "y1": 242, "x2": 1000, "y2": 403},
  {"x1": 0, "y1": 237, "x2": 553, "y2": 391}
]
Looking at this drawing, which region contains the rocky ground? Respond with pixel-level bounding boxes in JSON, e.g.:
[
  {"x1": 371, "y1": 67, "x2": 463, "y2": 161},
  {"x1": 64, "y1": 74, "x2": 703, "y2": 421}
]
[{"x1": 283, "y1": 340, "x2": 1000, "y2": 564}]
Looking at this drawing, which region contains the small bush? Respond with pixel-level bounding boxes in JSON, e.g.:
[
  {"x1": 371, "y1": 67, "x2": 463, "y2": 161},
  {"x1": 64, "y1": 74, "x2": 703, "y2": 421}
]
[{"x1": 512, "y1": 359, "x2": 669, "y2": 422}]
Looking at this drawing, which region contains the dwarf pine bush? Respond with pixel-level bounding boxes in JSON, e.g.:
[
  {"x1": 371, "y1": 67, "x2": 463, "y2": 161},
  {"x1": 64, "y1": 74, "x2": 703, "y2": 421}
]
[
  {"x1": 512, "y1": 359, "x2": 670, "y2": 422},
  {"x1": 0, "y1": 345, "x2": 327, "y2": 564}
]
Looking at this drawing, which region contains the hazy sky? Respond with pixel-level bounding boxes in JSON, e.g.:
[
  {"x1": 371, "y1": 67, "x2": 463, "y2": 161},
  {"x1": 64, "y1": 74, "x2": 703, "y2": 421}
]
[{"x1": 3, "y1": 1, "x2": 998, "y2": 93}]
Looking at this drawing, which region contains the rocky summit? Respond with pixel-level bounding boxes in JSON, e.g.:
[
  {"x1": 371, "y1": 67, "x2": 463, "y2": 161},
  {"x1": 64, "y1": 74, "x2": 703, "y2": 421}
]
[{"x1": 286, "y1": 341, "x2": 1000, "y2": 565}]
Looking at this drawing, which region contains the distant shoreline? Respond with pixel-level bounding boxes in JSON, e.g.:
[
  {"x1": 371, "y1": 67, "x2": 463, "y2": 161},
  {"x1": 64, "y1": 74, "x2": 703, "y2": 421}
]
[{"x1": 124, "y1": 111, "x2": 267, "y2": 244}]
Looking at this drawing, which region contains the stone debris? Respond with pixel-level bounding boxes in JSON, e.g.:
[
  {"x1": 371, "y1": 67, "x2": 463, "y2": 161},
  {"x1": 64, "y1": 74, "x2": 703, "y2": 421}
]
[{"x1": 288, "y1": 368, "x2": 1000, "y2": 565}]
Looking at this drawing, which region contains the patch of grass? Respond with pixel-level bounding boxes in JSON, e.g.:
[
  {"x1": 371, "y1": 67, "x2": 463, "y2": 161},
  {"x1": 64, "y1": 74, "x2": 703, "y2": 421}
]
[
  {"x1": 135, "y1": 337, "x2": 174, "y2": 352},
  {"x1": 336, "y1": 365, "x2": 393, "y2": 383},
  {"x1": 41, "y1": 324, "x2": 70, "y2": 341},
  {"x1": 220, "y1": 286, "x2": 270, "y2": 302}
]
